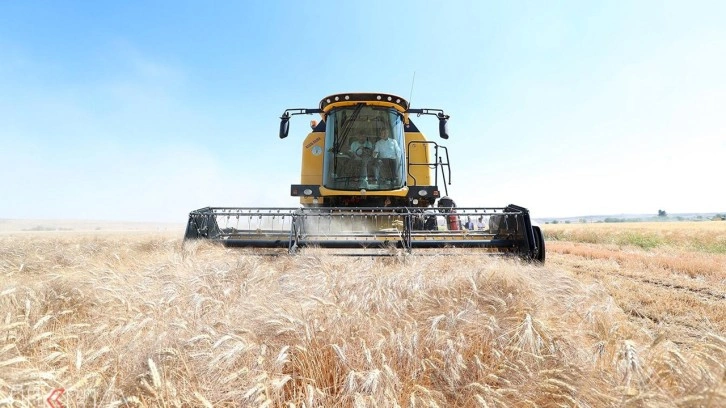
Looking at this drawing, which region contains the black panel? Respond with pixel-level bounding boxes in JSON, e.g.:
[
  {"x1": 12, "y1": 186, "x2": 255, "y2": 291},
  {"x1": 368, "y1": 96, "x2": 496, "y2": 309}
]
[
  {"x1": 290, "y1": 185, "x2": 321, "y2": 197},
  {"x1": 404, "y1": 118, "x2": 420, "y2": 133},
  {"x1": 313, "y1": 120, "x2": 326, "y2": 132}
]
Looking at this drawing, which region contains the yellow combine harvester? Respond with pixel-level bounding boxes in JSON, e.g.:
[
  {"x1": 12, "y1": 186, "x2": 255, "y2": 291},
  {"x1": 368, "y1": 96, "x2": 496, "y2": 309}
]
[{"x1": 184, "y1": 92, "x2": 545, "y2": 261}]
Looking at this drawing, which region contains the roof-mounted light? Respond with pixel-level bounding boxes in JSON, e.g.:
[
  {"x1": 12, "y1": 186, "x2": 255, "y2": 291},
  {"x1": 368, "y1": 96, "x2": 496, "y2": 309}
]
[{"x1": 318, "y1": 93, "x2": 409, "y2": 111}]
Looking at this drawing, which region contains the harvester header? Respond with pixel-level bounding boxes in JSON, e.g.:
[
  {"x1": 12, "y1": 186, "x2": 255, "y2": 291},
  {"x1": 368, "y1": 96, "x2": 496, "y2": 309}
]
[{"x1": 185, "y1": 92, "x2": 544, "y2": 261}]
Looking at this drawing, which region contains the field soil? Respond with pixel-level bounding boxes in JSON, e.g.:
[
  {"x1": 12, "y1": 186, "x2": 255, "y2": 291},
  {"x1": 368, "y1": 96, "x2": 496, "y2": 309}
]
[{"x1": 0, "y1": 221, "x2": 723, "y2": 407}]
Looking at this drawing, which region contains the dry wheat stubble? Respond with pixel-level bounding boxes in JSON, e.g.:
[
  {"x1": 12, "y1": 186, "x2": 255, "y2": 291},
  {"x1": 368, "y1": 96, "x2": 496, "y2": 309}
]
[{"x1": 0, "y1": 231, "x2": 724, "y2": 406}]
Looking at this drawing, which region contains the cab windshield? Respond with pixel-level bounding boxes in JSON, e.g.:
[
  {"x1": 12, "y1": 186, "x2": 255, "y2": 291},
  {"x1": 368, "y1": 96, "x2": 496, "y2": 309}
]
[{"x1": 323, "y1": 105, "x2": 405, "y2": 191}]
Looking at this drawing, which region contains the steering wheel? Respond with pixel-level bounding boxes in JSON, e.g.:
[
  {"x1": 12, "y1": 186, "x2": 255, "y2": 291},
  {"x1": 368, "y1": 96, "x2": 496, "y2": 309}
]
[{"x1": 355, "y1": 146, "x2": 374, "y2": 158}]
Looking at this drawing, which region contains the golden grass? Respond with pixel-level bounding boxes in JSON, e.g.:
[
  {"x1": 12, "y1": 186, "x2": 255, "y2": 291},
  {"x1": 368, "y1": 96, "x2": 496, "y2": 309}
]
[
  {"x1": 543, "y1": 221, "x2": 725, "y2": 367},
  {"x1": 0, "y1": 231, "x2": 724, "y2": 407},
  {"x1": 544, "y1": 221, "x2": 726, "y2": 253}
]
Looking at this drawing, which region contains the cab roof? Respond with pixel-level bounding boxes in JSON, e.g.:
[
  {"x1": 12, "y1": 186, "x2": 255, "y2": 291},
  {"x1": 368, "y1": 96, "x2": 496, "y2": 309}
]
[{"x1": 319, "y1": 92, "x2": 409, "y2": 112}]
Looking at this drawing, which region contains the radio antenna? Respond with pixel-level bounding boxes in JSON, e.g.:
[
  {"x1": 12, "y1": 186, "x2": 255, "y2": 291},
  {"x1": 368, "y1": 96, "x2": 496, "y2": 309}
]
[{"x1": 408, "y1": 71, "x2": 416, "y2": 108}]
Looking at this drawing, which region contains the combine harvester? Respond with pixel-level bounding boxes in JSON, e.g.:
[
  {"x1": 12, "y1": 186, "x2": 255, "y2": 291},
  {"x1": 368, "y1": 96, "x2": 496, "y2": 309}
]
[{"x1": 184, "y1": 92, "x2": 545, "y2": 262}]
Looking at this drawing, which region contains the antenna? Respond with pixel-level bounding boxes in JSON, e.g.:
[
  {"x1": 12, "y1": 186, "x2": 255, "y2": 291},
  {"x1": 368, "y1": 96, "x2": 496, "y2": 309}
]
[{"x1": 408, "y1": 71, "x2": 416, "y2": 108}]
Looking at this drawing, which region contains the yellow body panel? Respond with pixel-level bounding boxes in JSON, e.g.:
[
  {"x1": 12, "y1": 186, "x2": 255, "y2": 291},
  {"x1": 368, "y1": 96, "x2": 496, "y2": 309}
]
[
  {"x1": 319, "y1": 186, "x2": 409, "y2": 196},
  {"x1": 300, "y1": 131, "x2": 325, "y2": 205},
  {"x1": 403, "y1": 131, "x2": 433, "y2": 186}
]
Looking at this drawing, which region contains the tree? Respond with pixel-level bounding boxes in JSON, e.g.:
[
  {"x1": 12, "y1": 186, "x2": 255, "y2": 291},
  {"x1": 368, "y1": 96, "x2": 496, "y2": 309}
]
[{"x1": 658, "y1": 209, "x2": 667, "y2": 217}]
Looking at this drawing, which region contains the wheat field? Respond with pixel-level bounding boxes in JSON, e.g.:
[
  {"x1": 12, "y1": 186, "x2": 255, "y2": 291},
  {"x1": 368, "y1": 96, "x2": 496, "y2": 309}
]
[{"x1": 0, "y1": 222, "x2": 724, "y2": 407}]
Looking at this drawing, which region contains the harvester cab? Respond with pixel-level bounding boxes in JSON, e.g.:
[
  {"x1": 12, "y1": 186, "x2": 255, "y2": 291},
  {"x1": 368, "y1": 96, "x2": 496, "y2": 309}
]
[{"x1": 185, "y1": 92, "x2": 545, "y2": 262}]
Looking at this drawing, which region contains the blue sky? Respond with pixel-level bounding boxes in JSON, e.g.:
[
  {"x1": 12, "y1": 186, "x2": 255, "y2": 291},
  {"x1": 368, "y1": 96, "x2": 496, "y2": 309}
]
[{"x1": 1, "y1": 1, "x2": 724, "y2": 222}]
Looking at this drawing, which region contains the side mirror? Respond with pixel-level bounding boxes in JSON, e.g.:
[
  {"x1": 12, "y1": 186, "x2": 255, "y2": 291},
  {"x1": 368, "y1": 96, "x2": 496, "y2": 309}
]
[
  {"x1": 437, "y1": 113, "x2": 450, "y2": 139},
  {"x1": 279, "y1": 113, "x2": 290, "y2": 139}
]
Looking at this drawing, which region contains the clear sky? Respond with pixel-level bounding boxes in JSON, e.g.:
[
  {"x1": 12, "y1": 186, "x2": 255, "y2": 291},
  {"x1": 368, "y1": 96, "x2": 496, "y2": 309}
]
[{"x1": 1, "y1": 1, "x2": 724, "y2": 222}]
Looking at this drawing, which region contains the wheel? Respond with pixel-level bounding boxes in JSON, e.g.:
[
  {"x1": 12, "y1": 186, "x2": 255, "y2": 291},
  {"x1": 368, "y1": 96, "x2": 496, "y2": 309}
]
[{"x1": 532, "y1": 226, "x2": 545, "y2": 264}]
